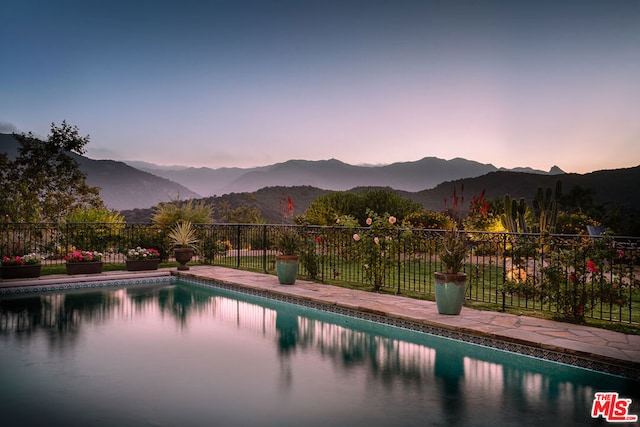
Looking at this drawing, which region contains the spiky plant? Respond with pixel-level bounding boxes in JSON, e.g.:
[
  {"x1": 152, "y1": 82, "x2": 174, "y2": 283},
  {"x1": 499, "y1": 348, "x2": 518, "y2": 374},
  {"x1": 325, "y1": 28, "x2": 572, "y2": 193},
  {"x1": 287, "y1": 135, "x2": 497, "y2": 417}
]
[
  {"x1": 438, "y1": 230, "x2": 469, "y2": 274},
  {"x1": 168, "y1": 220, "x2": 199, "y2": 251}
]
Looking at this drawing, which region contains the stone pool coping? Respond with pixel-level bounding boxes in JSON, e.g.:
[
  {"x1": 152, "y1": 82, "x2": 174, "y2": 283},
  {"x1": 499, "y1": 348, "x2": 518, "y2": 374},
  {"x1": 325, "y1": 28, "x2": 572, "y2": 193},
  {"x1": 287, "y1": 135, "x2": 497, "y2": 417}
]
[{"x1": 2, "y1": 265, "x2": 639, "y2": 380}]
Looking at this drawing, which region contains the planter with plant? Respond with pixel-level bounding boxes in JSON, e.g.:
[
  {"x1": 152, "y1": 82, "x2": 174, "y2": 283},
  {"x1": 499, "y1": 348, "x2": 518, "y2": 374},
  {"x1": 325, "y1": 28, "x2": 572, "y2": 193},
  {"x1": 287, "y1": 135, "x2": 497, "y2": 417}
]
[
  {"x1": 275, "y1": 227, "x2": 302, "y2": 284},
  {"x1": 64, "y1": 250, "x2": 103, "y2": 275},
  {"x1": 434, "y1": 230, "x2": 469, "y2": 315},
  {"x1": 168, "y1": 221, "x2": 199, "y2": 271},
  {"x1": 1, "y1": 253, "x2": 44, "y2": 279},
  {"x1": 125, "y1": 247, "x2": 161, "y2": 271}
]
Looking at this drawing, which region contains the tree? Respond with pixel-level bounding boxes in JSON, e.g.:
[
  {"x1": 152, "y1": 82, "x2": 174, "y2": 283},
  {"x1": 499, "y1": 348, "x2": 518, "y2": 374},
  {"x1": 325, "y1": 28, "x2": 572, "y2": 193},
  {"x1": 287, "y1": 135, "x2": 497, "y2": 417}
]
[
  {"x1": 301, "y1": 189, "x2": 420, "y2": 226},
  {"x1": 0, "y1": 121, "x2": 104, "y2": 222},
  {"x1": 151, "y1": 197, "x2": 212, "y2": 225}
]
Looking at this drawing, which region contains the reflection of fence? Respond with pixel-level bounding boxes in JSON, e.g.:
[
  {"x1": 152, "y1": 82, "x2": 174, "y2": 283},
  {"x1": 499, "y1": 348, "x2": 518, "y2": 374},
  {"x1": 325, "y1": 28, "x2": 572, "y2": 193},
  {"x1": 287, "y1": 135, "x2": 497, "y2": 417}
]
[{"x1": 1, "y1": 222, "x2": 638, "y2": 324}]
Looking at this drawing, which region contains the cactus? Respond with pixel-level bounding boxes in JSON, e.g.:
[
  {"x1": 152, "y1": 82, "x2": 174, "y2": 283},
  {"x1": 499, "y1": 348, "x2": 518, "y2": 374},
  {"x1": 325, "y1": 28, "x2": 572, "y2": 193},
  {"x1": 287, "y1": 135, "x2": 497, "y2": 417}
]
[
  {"x1": 501, "y1": 195, "x2": 529, "y2": 233},
  {"x1": 533, "y1": 180, "x2": 561, "y2": 233}
]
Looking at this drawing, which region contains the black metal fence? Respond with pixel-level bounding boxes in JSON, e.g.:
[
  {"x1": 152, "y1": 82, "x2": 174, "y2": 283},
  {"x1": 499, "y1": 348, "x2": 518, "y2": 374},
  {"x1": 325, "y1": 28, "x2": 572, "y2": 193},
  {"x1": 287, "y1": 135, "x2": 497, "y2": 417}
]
[{"x1": 1, "y1": 222, "x2": 638, "y2": 324}]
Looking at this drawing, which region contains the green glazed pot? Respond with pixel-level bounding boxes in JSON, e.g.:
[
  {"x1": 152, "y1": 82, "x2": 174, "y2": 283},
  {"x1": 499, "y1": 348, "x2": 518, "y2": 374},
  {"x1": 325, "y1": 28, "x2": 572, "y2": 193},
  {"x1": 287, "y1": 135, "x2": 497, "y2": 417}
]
[
  {"x1": 276, "y1": 255, "x2": 299, "y2": 285},
  {"x1": 434, "y1": 272, "x2": 467, "y2": 315}
]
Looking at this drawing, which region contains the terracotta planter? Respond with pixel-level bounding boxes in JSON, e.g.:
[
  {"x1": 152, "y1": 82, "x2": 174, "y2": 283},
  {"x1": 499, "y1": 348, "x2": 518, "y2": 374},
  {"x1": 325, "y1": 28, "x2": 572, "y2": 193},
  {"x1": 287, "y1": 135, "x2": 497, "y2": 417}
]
[
  {"x1": 0, "y1": 263, "x2": 42, "y2": 279},
  {"x1": 434, "y1": 272, "x2": 467, "y2": 315},
  {"x1": 66, "y1": 262, "x2": 103, "y2": 275},
  {"x1": 276, "y1": 255, "x2": 299, "y2": 285},
  {"x1": 174, "y1": 248, "x2": 194, "y2": 271},
  {"x1": 126, "y1": 259, "x2": 161, "y2": 271}
]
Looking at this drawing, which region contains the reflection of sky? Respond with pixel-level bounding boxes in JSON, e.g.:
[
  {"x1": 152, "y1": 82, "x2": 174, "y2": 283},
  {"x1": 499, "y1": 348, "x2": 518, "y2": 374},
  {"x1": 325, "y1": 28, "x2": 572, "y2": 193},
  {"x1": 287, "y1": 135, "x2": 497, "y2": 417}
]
[
  {"x1": 1, "y1": 1, "x2": 639, "y2": 173},
  {"x1": 0, "y1": 283, "x2": 637, "y2": 425}
]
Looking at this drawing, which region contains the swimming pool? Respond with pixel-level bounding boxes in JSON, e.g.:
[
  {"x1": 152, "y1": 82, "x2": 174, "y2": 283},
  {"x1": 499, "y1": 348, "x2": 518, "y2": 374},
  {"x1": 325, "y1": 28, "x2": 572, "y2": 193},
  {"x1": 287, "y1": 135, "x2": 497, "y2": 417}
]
[{"x1": 1, "y1": 279, "x2": 638, "y2": 426}]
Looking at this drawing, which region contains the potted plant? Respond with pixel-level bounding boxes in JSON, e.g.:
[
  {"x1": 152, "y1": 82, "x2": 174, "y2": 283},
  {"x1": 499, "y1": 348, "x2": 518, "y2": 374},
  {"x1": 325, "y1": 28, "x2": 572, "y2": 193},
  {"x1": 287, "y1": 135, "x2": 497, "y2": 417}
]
[
  {"x1": 275, "y1": 227, "x2": 302, "y2": 284},
  {"x1": 434, "y1": 230, "x2": 469, "y2": 315},
  {"x1": 1, "y1": 253, "x2": 44, "y2": 279},
  {"x1": 125, "y1": 247, "x2": 161, "y2": 271},
  {"x1": 168, "y1": 220, "x2": 199, "y2": 271},
  {"x1": 64, "y1": 250, "x2": 103, "y2": 275}
]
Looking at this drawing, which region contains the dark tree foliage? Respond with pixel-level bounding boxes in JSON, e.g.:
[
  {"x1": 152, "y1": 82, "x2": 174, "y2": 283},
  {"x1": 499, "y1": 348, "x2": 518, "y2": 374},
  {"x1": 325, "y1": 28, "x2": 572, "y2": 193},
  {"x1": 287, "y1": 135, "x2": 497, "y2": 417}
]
[
  {"x1": 1, "y1": 121, "x2": 104, "y2": 222},
  {"x1": 302, "y1": 188, "x2": 421, "y2": 226}
]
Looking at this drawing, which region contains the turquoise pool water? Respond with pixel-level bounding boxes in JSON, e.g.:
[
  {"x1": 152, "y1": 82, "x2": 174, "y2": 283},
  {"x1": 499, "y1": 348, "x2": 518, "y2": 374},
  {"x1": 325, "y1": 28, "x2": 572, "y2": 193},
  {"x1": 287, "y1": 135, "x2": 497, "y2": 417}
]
[{"x1": 0, "y1": 280, "x2": 638, "y2": 426}]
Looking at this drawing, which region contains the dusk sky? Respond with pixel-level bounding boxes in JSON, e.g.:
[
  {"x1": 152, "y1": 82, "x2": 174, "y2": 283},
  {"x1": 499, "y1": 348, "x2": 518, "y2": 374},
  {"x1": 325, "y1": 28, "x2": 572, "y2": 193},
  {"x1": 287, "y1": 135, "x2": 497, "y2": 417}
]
[{"x1": 1, "y1": 0, "x2": 639, "y2": 173}]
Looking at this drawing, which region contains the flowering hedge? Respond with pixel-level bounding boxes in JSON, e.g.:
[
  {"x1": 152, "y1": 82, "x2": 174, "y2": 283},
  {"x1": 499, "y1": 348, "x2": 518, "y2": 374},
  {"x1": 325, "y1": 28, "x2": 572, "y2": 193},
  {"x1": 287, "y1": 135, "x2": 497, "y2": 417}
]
[
  {"x1": 126, "y1": 247, "x2": 160, "y2": 260},
  {"x1": 64, "y1": 250, "x2": 103, "y2": 263},
  {"x1": 1, "y1": 253, "x2": 43, "y2": 266}
]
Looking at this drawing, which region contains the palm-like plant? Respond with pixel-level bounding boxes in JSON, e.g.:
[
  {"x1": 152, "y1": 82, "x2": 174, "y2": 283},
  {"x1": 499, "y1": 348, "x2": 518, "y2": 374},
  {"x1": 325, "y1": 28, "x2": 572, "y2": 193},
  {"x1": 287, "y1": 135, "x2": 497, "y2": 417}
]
[
  {"x1": 168, "y1": 220, "x2": 199, "y2": 250},
  {"x1": 438, "y1": 229, "x2": 469, "y2": 274}
]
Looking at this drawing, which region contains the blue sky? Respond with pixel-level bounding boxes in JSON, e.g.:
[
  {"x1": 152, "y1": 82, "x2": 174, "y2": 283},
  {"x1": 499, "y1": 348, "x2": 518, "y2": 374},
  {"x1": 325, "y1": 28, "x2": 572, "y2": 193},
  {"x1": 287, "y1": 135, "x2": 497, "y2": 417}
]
[{"x1": 1, "y1": 0, "x2": 639, "y2": 173}]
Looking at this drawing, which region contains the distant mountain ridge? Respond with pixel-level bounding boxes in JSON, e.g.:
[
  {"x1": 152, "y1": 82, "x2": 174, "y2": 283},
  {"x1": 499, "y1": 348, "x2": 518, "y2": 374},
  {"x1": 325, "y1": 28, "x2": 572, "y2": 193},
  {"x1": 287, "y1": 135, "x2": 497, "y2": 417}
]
[
  {"x1": 130, "y1": 157, "x2": 563, "y2": 197},
  {"x1": 0, "y1": 133, "x2": 200, "y2": 210},
  {"x1": 9, "y1": 131, "x2": 637, "y2": 220}
]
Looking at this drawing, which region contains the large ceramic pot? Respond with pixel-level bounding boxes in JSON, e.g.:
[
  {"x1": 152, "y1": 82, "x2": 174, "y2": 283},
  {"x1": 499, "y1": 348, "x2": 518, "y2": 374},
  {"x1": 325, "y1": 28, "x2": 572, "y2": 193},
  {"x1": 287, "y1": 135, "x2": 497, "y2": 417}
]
[
  {"x1": 174, "y1": 248, "x2": 194, "y2": 271},
  {"x1": 126, "y1": 259, "x2": 161, "y2": 271},
  {"x1": 0, "y1": 263, "x2": 42, "y2": 279},
  {"x1": 276, "y1": 255, "x2": 299, "y2": 285},
  {"x1": 66, "y1": 262, "x2": 103, "y2": 275},
  {"x1": 434, "y1": 272, "x2": 467, "y2": 315}
]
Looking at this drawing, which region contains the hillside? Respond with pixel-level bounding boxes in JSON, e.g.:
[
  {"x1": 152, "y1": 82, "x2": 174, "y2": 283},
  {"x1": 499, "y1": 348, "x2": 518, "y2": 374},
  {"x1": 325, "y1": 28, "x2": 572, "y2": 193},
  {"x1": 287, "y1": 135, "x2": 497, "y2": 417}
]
[
  {"x1": 413, "y1": 166, "x2": 640, "y2": 212},
  {"x1": 120, "y1": 167, "x2": 640, "y2": 229},
  {"x1": 1, "y1": 133, "x2": 200, "y2": 210},
  {"x1": 122, "y1": 186, "x2": 330, "y2": 223}
]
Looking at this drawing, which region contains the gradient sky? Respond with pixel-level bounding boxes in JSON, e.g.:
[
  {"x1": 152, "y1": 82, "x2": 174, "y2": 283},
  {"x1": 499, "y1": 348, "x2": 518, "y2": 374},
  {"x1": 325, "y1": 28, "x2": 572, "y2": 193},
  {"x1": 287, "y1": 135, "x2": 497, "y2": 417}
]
[{"x1": 1, "y1": 0, "x2": 639, "y2": 173}]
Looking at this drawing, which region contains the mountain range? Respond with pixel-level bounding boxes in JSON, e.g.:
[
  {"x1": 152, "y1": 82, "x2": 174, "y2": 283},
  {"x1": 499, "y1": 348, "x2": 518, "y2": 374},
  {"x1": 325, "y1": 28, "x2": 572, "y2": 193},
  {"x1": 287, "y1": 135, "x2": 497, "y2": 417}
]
[
  {"x1": 1, "y1": 133, "x2": 199, "y2": 210},
  {"x1": 2, "y1": 133, "x2": 638, "y2": 224},
  {"x1": 127, "y1": 157, "x2": 564, "y2": 197}
]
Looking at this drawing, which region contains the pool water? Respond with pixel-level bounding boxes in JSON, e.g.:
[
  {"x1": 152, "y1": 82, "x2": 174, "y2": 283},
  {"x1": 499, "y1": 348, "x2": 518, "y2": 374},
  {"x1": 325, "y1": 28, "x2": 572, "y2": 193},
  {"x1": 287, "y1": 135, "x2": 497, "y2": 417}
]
[{"x1": 0, "y1": 280, "x2": 638, "y2": 426}]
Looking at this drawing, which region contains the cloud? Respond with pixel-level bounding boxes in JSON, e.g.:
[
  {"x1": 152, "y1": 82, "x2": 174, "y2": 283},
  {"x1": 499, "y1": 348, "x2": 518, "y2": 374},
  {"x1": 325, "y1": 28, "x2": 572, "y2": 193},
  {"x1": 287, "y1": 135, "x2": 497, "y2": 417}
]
[
  {"x1": 0, "y1": 121, "x2": 18, "y2": 133},
  {"x1": 85, "y1": 147, "x2": 124, "y2": 160}
]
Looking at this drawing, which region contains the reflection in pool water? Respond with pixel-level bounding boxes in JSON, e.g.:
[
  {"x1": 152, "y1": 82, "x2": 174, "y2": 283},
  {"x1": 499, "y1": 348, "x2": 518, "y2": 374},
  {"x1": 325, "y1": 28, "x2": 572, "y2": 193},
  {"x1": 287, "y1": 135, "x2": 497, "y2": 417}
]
[{"x1": 0, "y1": 281, "x2": 637, "y2": 426}]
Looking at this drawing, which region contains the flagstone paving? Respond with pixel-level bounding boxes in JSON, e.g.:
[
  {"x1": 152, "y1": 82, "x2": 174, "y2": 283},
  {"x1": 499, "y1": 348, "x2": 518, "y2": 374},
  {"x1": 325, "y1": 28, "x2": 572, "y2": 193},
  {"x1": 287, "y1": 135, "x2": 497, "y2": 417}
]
[{"x1": 3, "y1": 265, "x2": 639, "y2": 379}]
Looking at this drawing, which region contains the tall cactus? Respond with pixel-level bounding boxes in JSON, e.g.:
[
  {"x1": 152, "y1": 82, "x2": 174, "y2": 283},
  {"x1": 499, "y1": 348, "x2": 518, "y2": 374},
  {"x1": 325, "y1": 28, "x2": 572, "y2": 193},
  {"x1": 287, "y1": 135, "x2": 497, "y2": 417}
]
[
  {"x1": 501, "y1": 195, "x2": 529, "y2": 233},
  {"x1": 533, "y1": 180, "x2": 561, "y2": 233}
]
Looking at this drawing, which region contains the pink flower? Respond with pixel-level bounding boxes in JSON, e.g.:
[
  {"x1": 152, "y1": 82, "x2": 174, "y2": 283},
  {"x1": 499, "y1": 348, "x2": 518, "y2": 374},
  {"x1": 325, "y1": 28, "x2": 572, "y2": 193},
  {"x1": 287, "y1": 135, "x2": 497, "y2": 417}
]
[
  {"x1": 586, "y1": 260, "x2": 599, "y2": 273},
  {"x1": 336, "y1": 218, "x2": 341, "y2": 224},
  {"x1": 617, "y1": 249, "x2": 624, "y2": 258},
  {"x1": 366, "y1": 217, "x2": 372, "y2": 225},
  {"x1": 389, "y1": 216, "x2": 397, "y2": 224},
  {"x1": 353, "y1": 233, "x2": 360, "y2": 241},
  {"x1": 374, "y1": 237, "x2": 380, "y2": 245}
]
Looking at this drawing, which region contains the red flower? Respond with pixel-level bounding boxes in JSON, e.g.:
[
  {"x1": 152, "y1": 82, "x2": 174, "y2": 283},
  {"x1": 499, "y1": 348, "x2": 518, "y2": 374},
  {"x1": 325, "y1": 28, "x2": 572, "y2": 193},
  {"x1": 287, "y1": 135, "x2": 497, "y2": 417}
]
[
  {"x1": 617, "y1": 249, "x2": 624, "y2": 258},
  {"x1": 586, "y1": 260, "x2": 599, "y2": 273},
  {"x1": 316, "y1": 236, "x2": 322, "y2": 243},
  {"x1": 617, "y1": 298, "x2": 623, "y2": 305},
  {"x1": 569, "y1": 272, "x2": 577, "y2": 284}
]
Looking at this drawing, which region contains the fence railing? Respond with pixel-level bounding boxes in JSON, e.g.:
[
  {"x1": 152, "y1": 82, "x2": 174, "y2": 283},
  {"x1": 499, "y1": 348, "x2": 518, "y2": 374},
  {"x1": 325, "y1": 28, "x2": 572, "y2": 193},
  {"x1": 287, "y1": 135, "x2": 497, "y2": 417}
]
[{"x1": 2, "y1": 222, "x2": 638, "y2": 324}]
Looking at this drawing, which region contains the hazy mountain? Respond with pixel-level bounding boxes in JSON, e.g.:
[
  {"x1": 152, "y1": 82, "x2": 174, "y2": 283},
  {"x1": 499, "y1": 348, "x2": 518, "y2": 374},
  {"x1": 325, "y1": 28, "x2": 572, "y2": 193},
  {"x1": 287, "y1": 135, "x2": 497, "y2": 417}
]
[
  {"x1": 412, "y1": 166, "x2": 640, "y2": 212},
  {"x1": 134, "y1": 157, "x2": 563, "y2": 196},
  {"x1": 119, "y1": 166, "x2": 640, "y2": 228},
  {"x1": 1, "y1": 133, "x2": 200, "y2": 210}
]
